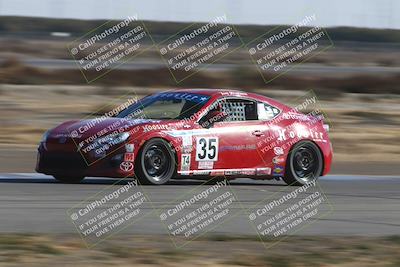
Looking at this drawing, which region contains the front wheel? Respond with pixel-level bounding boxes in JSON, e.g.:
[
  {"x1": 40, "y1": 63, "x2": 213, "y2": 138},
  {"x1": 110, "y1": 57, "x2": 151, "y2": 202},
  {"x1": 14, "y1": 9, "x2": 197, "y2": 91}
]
[
  {"x1": 136, "y1": 138, "x2": 176, "y2": 185},
  {"x1": 283, "y1": 141, "x2": 323, "y2": 186},
  {"x1": 53, "y1": 175, "x2": 85, "y2": 183}
]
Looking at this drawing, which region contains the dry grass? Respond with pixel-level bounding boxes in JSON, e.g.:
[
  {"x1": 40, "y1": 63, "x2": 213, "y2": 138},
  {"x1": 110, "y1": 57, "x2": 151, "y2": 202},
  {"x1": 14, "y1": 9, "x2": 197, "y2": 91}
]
[{"x1": 0, "y1": 234, "x2": 399, "y2": 266}]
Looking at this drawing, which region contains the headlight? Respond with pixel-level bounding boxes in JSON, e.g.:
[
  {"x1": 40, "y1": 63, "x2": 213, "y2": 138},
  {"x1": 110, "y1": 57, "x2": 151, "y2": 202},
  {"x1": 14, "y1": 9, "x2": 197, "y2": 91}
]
[
  {"x1": 40, "y1": 130, "x2": 50, "y2": 150},
  {"x1": 97, "y1": 132, "x2": 130, "y2": 146}
]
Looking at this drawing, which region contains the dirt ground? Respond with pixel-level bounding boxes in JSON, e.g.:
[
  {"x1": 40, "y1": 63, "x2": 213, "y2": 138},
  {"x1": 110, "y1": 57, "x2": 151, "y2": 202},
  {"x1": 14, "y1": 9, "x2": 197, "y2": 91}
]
[{"x1": 0, "y1": 234, "x2": 399, "y2": 267}]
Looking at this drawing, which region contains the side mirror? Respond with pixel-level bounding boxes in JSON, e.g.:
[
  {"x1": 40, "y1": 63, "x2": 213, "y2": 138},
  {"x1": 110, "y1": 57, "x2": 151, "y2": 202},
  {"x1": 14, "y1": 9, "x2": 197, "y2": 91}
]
[{"x1": 199, "y1": 110, "x2": 227, "y2": 128}]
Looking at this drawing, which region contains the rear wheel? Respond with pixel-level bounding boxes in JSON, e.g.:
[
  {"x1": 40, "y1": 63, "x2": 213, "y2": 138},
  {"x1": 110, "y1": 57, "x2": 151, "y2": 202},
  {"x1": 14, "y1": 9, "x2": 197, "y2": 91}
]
[
  {"x1": 136, "y1": 138, "x2": 176, "y2": 185},
  {"x1": 53, "y1": 175, "x2": 85, "y2": 183},
  {"x1": 283, "y1": 141, "x2": 323, "y2": 186}
]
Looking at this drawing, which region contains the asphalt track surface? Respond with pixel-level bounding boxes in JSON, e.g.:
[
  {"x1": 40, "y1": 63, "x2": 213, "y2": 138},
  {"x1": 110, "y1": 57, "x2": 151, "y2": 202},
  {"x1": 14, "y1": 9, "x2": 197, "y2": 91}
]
[{"x1": 0, "y1": 173, "x2": 399, "y2": 237}]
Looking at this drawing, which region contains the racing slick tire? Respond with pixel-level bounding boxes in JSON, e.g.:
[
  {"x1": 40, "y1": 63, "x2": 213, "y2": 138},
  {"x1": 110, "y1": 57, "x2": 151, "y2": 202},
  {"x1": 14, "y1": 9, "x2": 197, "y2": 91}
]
[
  {"x1": 283, "y1": 141, "x2": 323, "y2": 186},
  {"x1": 136, "y1": 138, "x2": 176, "y2": 185},
  {"x1": 53, "y1": 175, "x2": 85, "y2": 183}
]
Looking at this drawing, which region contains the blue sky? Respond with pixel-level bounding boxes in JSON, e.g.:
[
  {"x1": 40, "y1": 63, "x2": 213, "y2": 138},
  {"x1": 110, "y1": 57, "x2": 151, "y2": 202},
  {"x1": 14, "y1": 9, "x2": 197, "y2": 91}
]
[{"x1": 0, "y1": 0, "x2": 399, "y2": 29}]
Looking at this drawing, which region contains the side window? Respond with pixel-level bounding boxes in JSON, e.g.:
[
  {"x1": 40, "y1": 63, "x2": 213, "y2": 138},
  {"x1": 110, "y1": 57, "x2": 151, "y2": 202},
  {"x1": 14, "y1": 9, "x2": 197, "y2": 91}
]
[
  {"x1": 220, "y1": 99, "x2": 258, "y2": 122},
  {"x1": 199, "y1": 98, "x2": 260, "y2": 127},
  {"x1": 257, "y1": 103, "x2": 280, "y2": 120}
]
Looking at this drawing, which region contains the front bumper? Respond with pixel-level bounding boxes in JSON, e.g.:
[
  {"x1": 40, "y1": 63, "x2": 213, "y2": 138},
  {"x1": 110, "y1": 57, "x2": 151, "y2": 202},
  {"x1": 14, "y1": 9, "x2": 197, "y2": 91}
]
[{"x1": 35, "y1": 143, "x2": 134, "y2": 178}]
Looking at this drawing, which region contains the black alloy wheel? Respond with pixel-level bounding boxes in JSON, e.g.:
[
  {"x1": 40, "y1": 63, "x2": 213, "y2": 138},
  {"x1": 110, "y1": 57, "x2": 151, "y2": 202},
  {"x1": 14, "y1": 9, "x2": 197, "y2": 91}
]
[
  {"x1": 283, "y1": 141, "x2": 323, "y2": 186},
  {"x1": 137, "y1": 138, "x2": 176, "y2": 185}
]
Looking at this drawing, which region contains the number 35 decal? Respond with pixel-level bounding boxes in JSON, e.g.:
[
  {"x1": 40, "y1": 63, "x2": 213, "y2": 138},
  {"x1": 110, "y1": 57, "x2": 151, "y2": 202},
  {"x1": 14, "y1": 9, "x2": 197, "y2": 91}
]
[{"x1": 196, "y1": 137, "x2": 219, "y2": 161}]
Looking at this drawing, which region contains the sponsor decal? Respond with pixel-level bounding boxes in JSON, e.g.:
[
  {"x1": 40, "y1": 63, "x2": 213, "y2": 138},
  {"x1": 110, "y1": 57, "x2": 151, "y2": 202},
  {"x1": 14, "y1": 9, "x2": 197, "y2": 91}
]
[
  {"x1": 224, "y1": 169, "x2": 256, "y2": 176},
  {"x1": 182, "y1": 135, "x2": 193, "y2": 153},
  {"x1": 155, "y1": 92, "x2": 209, "y2": 103},
  {"x1": 194, "y1": 170, "x2": 210, "y2": 175},
  {"x1": 256, "y1": 167, "x2": 271, "y2": 175},
  {"x1": 272, "y1": 166, "x2": 284, "y2": 176},
  {"x1": 119, "y1": 161, "x2": 134, "y2": 172},
  {"x1": 196, "y1": 137, "x2": 219, "y2": 161},
  {"x1": 220, "y1": 91, "x2": 248, "y2": 96},
  {"x1": 272, "y1": 156, "x2": 285, "y2": 164},
  {"x1": 180, "y1": 168, "x2": 256, "y2": 176},
  {"x1": 282, "y1": 112, "x2": 313, "y2": 121},
  {"x1": 224, "y1": 170, "x2": 241, "y2": 175},
  {"x1": 276, "y1": 128, "x2": 324, "y2": 142},
  {"x1": 198, "y1": 161, "x2": 214, "y2": 170},
  {"x1": 210, "y1": 170, "x2": 225, "y2": 176},
  {"x1": 181, "y1": 154, "x2": 191, "y2": 172},
  {"x1": 124, "y1": 152, "x2": 135, "y2": 162},
  {"x1": 125, "y1": 143, "x2": 134, "y2": 152},
  {"x1": 143, "y1": 124, "x2": 172, "y2": 132},
  {"x1": 274, "y1": 146, "x2": 284, "y2": 155},
  {"x1": 219, "y1": 144, "x2": 256, "y2": 152},
  {"x1": 242, "y1": 169, "x2": 256, "y2": 175}
]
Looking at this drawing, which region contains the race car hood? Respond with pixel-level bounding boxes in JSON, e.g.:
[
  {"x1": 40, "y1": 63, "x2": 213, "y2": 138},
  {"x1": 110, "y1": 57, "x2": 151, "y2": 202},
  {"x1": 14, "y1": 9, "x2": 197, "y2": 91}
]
[
  {"x1": 43, "y1": 117, "x2": 175, "y2": 154},
  {"x1": 49, "y1": 117, "x2": 162, "y2": 141}
]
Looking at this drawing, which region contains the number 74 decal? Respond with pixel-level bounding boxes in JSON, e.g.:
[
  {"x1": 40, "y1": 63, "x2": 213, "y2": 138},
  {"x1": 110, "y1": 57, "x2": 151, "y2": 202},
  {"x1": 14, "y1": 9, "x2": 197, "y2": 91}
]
[{"x1": 196, "y1": 137, "x2": 219, "y2": 161}]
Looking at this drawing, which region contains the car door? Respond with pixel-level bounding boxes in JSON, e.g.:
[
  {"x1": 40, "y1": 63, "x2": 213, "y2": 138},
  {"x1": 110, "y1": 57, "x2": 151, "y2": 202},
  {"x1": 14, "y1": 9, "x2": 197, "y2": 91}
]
[
  {"x1": 255, "y1": 101, "x2": 284, "y2": 173},
  {"x1": 192, "y1": 97, "x2": 267, "y2": 174}
]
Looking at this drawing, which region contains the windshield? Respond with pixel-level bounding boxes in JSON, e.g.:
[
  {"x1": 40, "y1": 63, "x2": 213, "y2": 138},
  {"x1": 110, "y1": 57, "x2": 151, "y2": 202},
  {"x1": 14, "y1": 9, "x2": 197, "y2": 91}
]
[{"x1": 117, "y1": 92, "x2": 211, "y2": 120}]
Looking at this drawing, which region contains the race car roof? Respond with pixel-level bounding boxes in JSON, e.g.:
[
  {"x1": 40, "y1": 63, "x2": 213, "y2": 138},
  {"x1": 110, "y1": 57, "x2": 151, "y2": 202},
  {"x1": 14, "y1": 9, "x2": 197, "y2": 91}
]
[
  {"x1": 170, "y1": 88, "x2": 244, "y2": 96},
  {"x1": 169, "y1": 88, "x2": 290, "y2": 111}
]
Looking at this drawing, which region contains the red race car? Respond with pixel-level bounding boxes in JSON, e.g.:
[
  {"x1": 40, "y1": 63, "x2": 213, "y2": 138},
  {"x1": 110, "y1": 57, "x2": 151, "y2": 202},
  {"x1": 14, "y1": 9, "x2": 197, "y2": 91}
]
[{"x1": 36, "y1": 89, "x2": 332, "y2": 185}]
